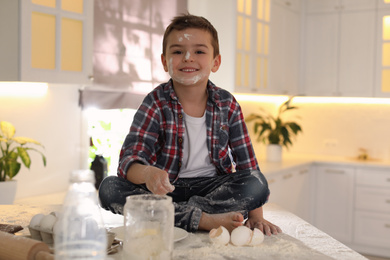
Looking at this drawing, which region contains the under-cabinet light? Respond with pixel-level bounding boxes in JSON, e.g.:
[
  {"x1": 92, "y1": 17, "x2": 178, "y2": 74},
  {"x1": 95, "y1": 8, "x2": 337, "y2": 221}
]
[
  {"x1": 292, "y1": 96, "x2": 390, "y2": 105},
  {"x1": 0, "y1": 82, "x2": 48, "y2": 97},
  {"x1": 234, "y1": 94, "x2": 390, "y2": 105}
]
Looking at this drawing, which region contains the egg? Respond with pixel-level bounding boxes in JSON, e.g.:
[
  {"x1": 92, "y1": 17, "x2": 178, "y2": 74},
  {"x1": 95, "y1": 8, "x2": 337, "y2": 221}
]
[
  {"x1": 29, "y1": 213, "x2": 45, "y2": 229},
  {"x1": 230, "y1": 226, "x2": 252, "y2": 246},
  {"x1": 248, "y1": 228, "x2": 264, "y2": 246},
  {"x1": 39, "y1": 214, "x2": 57, "y2": 244},
  {"x1": 39, "y1": 214, "x2": 57, "y2": 232},
  {"x1": 209, "y1": 226, "x2": 230, "y2": 245},
  {"x1": 29, "y1": 214, "x2": 45, "y2": 240}
]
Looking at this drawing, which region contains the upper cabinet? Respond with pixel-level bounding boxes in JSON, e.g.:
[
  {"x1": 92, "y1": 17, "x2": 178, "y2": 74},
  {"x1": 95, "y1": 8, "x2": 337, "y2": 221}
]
[
  {"x1": 375, "y1": 3, "x2": 390, "y2": 97},
  {"x1": 270, "y1": 0, "x2": 302, "y2": 95},
  {"x1": 303, "y1": 0, "x2": 376, "y2": 97},
  {"x1": 0, "y1": 0, "x2": 93, "y2": 84}
]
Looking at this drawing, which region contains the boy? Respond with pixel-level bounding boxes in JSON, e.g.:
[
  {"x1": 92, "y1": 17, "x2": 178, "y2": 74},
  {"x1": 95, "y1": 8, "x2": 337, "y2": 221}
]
[{"x1": 99, "y1": 13, "x2": 281, "y2": 235}]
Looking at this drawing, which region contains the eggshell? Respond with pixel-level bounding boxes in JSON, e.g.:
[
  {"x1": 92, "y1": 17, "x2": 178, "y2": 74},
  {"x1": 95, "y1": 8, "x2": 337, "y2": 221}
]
[
  {"x1": 230, "y1": 226, "x2": 252, "y2": 246},
  {"x1": 29, "y1": 213, "x2": 45, "y2": 228},
  {"x1": 29, "y1": 214, "x2": 45, "y2": 240},
  {"x1": 39, "y1": 214, "x2": 57, "y2": 232},
  {"x1": 39, "y1": 214, "x2": 57, "y2": 244},
  {"x1": 209, "y1": 226, "x2": 230, "y2": 245},
  {"x1": 249, "y1": 228, "x2": 264, "y2": 246}
]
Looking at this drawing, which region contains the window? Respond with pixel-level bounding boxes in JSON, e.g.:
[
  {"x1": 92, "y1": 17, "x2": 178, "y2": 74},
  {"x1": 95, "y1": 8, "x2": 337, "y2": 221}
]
[
  {"x1": 86, "y1": 109, "x2": 137, "y2": 175},
  {"x1": 235, "y1": 0, "x2": 270, "y2": 92}
]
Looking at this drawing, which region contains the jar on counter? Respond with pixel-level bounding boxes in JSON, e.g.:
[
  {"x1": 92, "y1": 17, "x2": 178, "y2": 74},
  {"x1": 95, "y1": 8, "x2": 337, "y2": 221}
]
[{"x1": 122, "y1": 194, "x2": 174, "y2": 260}]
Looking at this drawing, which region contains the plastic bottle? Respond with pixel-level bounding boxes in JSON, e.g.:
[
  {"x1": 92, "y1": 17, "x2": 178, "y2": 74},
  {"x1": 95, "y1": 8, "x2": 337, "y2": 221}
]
[{"x1": 54, "y1": 170, "x2": 107, "y2": 260}]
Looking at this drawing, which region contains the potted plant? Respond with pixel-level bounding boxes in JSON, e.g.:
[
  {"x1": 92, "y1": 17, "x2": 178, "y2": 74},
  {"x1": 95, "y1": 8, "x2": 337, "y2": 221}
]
[
  {"x1": 0, "y1": 121, "x2": 46, "y2": 204},
  {"x1": 245, "y1": 98, "x2": 302, "y2": 162}
]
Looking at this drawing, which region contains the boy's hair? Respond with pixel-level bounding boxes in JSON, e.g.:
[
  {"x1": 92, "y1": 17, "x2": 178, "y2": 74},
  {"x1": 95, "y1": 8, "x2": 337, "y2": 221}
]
[{"x1": 162, "y1": 13, "x2": 220, "y2": 58}]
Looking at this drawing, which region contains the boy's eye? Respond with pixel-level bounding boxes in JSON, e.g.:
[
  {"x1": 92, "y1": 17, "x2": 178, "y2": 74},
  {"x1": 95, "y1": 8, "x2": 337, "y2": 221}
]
[
  {"x1": 195, "y1": 50, "x2": 205, "y2": 54},
  {"x1": 172, "y1": 50, "x2": 183, "y2": 54}
]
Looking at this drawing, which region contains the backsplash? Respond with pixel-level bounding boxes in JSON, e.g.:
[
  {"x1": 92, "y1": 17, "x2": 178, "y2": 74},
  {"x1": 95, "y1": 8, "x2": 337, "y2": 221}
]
[{"x1": 238, "y1": 97, "x2": 390, "y2": 162}]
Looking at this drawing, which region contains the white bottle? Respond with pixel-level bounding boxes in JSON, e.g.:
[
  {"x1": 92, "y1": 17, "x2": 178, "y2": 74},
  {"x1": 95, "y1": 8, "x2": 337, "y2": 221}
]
[{"x1": 54, "y1": 170, "x2": 107, "y2": 260}]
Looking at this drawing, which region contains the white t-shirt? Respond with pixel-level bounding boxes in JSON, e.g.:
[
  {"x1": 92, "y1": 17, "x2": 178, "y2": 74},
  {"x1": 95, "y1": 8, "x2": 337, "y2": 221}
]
[{"x1": 179, "y1": 112, "x2": 216, "y2": 178}]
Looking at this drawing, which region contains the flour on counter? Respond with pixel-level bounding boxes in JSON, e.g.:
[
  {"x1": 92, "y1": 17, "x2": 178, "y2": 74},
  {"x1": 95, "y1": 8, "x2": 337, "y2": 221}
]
[{"x1": 173, "y1": 232, "x2": 334, "y2": 260}]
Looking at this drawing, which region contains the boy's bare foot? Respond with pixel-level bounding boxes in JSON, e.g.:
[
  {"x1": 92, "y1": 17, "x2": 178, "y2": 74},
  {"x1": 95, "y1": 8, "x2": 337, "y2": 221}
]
[{"x1": 198, "y1": 212, "x2": 244, "y2": 233}]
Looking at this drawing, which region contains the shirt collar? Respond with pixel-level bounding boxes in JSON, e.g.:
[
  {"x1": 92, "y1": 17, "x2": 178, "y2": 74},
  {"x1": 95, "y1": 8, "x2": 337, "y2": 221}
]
[{"x1": 165, "y1": 79, "x2": 221, "y2": 106}]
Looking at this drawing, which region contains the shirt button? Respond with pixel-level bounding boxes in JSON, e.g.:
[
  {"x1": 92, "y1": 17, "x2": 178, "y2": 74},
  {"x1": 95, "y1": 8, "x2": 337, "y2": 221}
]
[
  {"x1": 178, "y1": 162, "x2": 182, "y2": 167},
  {"x1": 221, "y1": 125, "x2": 226, "y2": 130},
  {"x1": 178, "y1": 137, "x2": 183, "y2": 143},
  {"x1": 178, "y1": 113, "x2": 183, "y2": 119}
]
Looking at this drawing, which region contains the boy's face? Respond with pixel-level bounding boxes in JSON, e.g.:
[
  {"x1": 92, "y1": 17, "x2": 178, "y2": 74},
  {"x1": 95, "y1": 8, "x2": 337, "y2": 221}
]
[{"x1": 161, "y1": 28, "x2": 221, "y2": 87}]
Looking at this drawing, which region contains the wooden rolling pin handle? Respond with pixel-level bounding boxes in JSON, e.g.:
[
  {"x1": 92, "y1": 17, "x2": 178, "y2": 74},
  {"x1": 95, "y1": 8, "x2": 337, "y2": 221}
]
[
  {"x1": 0, "y1": 231, "x2": 52, "y2": 260},
  {"x1": 36, "y1": 251, "x2": 54, "y2": 260}
]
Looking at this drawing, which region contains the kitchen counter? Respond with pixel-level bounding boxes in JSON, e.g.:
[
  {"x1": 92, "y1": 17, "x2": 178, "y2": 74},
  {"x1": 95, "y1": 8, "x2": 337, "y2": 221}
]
[
  {"x1": 258, "y1": 153, "x2": 390, "y2": 176},
  {"x1": 0, "y1": 203, "x2": 366, "y2": 260}
]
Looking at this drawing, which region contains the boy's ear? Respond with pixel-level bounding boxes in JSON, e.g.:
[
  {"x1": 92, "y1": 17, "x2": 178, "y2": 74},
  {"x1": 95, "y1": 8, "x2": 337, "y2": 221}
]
[
  {"x1": 211, "y1": 54, "x2": 221, "y2": 73},
  {"x1": 161, "y1": 54, "x2": 169, "y2": 72}
]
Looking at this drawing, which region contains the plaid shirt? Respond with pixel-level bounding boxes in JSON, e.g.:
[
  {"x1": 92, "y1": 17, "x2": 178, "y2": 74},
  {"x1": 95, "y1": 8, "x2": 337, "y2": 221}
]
[{"x1": 118, "y1": 80, "x2": 259, "y2": 181}]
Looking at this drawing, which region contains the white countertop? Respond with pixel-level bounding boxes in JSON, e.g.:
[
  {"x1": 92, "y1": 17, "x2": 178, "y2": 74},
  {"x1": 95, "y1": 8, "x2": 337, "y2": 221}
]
[
  {"x1": 258, "y1": 153, "x2": 390, "y2": 176},
  {"x1": 0, "y1": 203, "x2": 367, "y2": 260}
]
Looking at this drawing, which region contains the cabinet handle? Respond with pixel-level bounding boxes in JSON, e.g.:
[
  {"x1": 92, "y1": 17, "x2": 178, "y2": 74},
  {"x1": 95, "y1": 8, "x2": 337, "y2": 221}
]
[
  {"x1": 386, "y1": 199, "x2": 390, "y2": 204},
  {"x1": 299, "y1": 169, "x2": 308, "y2": 175},
  {"x1": 325, "y1": 169, "x2": 345, "y2": 174},
  {"x1": 387, "y1": 178, "x2": 390, "y2": 182},
  {"x1": 283, "y1": 173, "x2": 293, "y2": 180},
  {"x1": 385, "y1": 224, "x2": 390, "y2": 229}
]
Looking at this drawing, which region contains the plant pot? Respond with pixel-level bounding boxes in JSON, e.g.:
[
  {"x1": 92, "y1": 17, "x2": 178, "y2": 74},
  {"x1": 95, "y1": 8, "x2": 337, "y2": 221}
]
[
  {"x1": 0, "y1": 180, "x2": 17, "y2": 204},
  {"x1": 266, "y1": 144, "x2": 282, "y2": 162}
]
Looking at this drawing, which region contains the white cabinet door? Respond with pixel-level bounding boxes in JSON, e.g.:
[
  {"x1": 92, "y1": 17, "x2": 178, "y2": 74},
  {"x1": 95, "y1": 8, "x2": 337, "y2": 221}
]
[
  {"x1": 314, "y1": 165, "x2": 354, "y2": 243},
  {"x1": 0, "y1": 0, "x2": 93, "y2": 84},
  {"x1": 374, "y1": 9, "x2": 390, "y2": 97},
  {"x1": 303, "y1": 0, "x2": 376, "y2": 97},
  {"x1": 355, "y1": 211, "x2": 390, "y2": 249},
  {"x1": 338, "y1": 10, "x2": 376, "y2": 96},
  {"x1": 270, "y1": 1, "x2": 301, "y2": 95},
  {"x1": 267, "y1": 165, "x2": 313, "y2": 223},
  {"x1": 304, "y1": 13, "x2": 339, "y2": 96}
]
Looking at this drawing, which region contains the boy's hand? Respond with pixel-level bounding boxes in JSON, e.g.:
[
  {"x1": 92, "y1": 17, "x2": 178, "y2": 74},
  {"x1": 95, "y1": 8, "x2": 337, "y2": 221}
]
[{"x1": 143, "y1": 166, "x2": 175, "y2": 195}]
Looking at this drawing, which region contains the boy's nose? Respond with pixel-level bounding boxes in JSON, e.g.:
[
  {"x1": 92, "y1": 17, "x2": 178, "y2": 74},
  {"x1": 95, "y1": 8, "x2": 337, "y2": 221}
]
[{"x1": 183, "y1": 51, "x2": 193, "y2": 62}]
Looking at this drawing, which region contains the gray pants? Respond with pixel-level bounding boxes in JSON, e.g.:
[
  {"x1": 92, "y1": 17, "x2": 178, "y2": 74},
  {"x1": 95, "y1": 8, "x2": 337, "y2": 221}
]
[{"x1": 98, "y1": 169, "x2": 270, "y2": 232}]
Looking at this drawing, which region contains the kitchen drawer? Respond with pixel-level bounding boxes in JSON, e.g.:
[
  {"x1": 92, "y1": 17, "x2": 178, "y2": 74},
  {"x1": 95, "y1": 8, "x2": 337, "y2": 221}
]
[
  {"x1": 356, "y1": 168, "x2": 390, "y2": 188},
  {"x1": 355, "y1": 186, "x2": 390, "y2": 213},
  {"x1": 354, "y1": 211, "x2": 390, "y2": 248}
]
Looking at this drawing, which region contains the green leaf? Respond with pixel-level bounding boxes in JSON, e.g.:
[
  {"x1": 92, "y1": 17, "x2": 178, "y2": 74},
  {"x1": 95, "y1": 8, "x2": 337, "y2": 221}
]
[
  {"x1": 17, "y1": 147, "x2": 31, "y2": 168},
  {"x1": 12, "y1": 137, "x2": 42, "y2": 146},
  {"x1": 4, "y1": 160, "x2": 21, "y2": 179}
]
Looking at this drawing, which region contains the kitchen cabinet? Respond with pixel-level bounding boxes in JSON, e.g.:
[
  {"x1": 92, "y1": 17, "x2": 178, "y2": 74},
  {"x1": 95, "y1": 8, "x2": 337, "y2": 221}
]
[
  {"x1": 0, "y1": 0, "x2": 93, "y2": 84},
  {"x1": 313, "y1": 164, "x2": 354, "y2": 243},
  {"x1": 267, "y1": 164, "x2": 314, "y2": 223},
  {"x1": 374, "y1": 8, "x2": 390, "y2": 97},
  {"x1": 303, "y1": 0, "x2": 376, "y2": 97},
  {"x1": 378, "y1": 0, "x2": 390, "y2": 10},
  {"x1": 269, "y1": 0, "x2": 302, "y2": 95},
  {"x1": 353, "y1": 167, "x2": 390, "y2": 257}
]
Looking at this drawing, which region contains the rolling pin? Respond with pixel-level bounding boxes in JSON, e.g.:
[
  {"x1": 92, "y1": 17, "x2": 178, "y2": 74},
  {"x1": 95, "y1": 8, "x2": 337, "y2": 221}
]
[{"x1": 0, "y1": 231, "x2": 54, "y2": 260}]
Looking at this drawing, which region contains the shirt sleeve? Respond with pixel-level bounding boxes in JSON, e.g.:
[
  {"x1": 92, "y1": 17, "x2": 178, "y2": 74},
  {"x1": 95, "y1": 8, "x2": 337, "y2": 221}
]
[
  {"x1": 228, "y1": 98, "x2": 259, "y2": 172},
  {"x1": 117, "y1": 93, "x2": 161, "y2": 179}
]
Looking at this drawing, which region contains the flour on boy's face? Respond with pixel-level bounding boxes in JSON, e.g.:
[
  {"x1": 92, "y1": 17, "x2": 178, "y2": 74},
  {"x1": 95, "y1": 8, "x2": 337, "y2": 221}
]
[{"x1": 162, "y1": 28, "x2": 221, "y2": 87}]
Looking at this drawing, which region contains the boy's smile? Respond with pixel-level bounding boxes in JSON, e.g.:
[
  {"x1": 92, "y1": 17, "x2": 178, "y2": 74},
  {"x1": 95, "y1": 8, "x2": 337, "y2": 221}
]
[{"x1": 161, "y1": 28, "x2": 221, "y2": 88}]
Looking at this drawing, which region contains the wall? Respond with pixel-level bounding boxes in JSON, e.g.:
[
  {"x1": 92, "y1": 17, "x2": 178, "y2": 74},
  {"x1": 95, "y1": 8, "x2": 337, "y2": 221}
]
[
  {"x1": 0, "y1": 84, "x2": 87, "y2": 199},
  {"x1": 238, "y1": 97, "x2": 390, "y2": 163}
]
